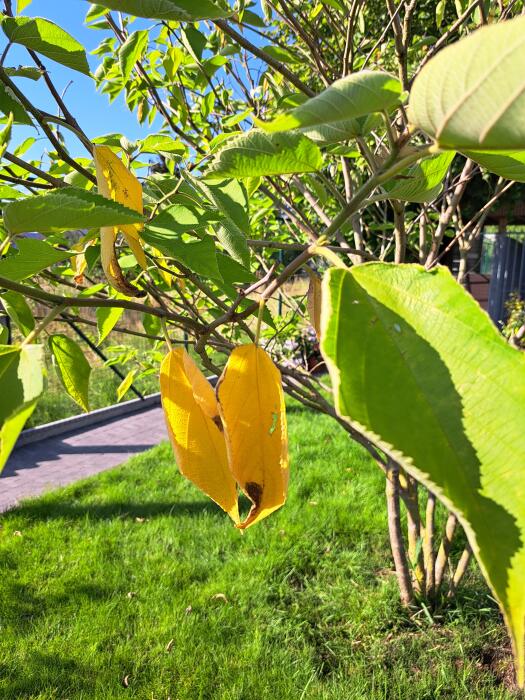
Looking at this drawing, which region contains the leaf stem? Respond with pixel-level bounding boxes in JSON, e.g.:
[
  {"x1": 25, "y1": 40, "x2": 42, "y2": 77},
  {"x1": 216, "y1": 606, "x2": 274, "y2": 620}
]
[{"x1": 21, "y1": 303, "x2": 66, "y2": 346}]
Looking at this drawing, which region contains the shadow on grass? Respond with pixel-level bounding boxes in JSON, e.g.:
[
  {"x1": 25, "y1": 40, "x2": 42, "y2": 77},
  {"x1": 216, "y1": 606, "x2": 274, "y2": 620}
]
[
  {"x1": 7, "y1": 499, "x2": 222, "y2": 522},
  {"x1": 0, "y1": 652, "x2": 95, "y2": 697}
]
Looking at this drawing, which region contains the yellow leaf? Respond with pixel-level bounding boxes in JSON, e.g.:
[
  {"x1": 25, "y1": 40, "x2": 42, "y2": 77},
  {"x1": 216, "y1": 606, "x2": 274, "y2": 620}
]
[
  {"x1": 160, "y1": 348, "x2": 239, "y2": 523},
  {"x1": 93, "y1": 144, "x2": 147, "y2": 296},
  {"x1": 217, "y1": 344, "x2": 288, "y2": 529},
  {"x1": 306, "y1": 268, "x2": 322, "y2": 339}
]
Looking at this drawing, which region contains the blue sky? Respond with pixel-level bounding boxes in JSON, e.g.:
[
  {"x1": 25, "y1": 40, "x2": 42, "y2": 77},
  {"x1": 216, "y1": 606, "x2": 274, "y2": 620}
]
[{"x1": 6, "y1": 0, "x2": 158, "y2": 158}]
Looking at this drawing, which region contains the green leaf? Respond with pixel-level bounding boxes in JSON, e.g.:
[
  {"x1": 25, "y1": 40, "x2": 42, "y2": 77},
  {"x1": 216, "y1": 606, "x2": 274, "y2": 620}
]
[
  {"x1": 139, "y1": 134, "x2": 185, "y2": 155},
  {"x1": 0, "y1": 112, "x2": 13, "y2": 159},
  {"x1": 1, "y1": 290, "x2": 34, "y2": 336},
  {"x1": 408, "y1": 16, "x2": 525, "y2": 150},
  {"x1": 460, "y1": 150, "x2": 525, "y2": 183},
  {"x1": 1, "y1": 16, "x2": 90, "y2": 75},
  {"x1": 49, "y1": 334, "x2": 91, "y2": 412},
  {"x1": 192, "y1": 178, "x2": 250, "y2": 267},
  {"x1": 119, "y1": 29, "x2": 148, "y2": 81},
  {"x1": 146, "y1": 203, "x2": 221, "y2": 237},
  {"x1": 207, "y1": 130, "x2": 323, "y2": 178},
  {"x1": 96, "y1": 306, "x2": 124, "y2": 345},
  {"x1": 0, "y1": 238, "x2": 72, "y2": 281},
  {"x1": 142, "y1": 312, "x2": 161, "y2": 337},
  {"x1": 117, "y1": 368, "x2": 137, "y2": 402},
  {"x1": 321, "y1": 263, "x2": 525, "y2": 687},
  {"x1": 142, "y1": 222, "x2": 222, "y2": 280},
  {"x1": 0, "y1": 82, "x2": 32, "y2": 125},
  {"x1": 17, "y1": 0, "x2": 33, "y2": 12},
  {"x1": 0, "y1": 343, "x2": 43, "y2": 472},
  {"x1": 89, "y1": 0, "x2": 233, "y2": 20},
  {"x1": 300, "y1": 114, "x2": 381, "y2": 145},
  {"x1": 258, "y1": 71, "x2": 402, "y2": 133},
  {"x1": 383, "y1": 151, "x2": 455, "y2": 203},
  {"x1": 3, "y1": 187, "x2": 144, "y2": 234},
  {"x1": 4, "y1": 65, "x2": 41, "y2": 80}
]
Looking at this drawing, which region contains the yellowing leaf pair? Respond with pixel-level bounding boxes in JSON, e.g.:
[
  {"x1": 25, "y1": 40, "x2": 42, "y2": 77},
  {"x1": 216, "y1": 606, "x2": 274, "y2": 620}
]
[
  {"x1": 93, "y1": 144, "x2": 147, "y2": 296},
  {"x1": 160, "y1": 344, "x2": 288, "y2": 529}
]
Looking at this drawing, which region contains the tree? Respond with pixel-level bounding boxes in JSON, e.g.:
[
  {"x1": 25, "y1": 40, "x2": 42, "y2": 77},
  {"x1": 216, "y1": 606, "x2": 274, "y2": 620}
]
[{"x1": 0, "y1": 0, "x2": 524, "y2": 686}]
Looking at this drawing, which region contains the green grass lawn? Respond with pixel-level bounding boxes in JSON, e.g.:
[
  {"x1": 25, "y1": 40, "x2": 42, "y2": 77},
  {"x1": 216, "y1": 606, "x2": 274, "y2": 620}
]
[{"x1": 0, "y1": 405, "x2": 517, "y2": 699}]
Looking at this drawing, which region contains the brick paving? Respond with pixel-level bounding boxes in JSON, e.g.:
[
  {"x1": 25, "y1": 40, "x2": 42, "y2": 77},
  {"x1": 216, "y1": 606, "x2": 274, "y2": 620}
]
[{"x1": 0, "y1": 406, "x2": 167, "y2": 513}]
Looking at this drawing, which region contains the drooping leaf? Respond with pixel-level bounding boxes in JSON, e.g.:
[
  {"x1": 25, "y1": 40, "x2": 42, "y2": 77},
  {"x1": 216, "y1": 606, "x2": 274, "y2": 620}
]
[
  {"x1": 207, "y1": 130, "x2": 323, "y2": 178},
  {"x1": 119, "y1": 29, "x2": 148, "y2": 80},
  {"x1": 306, "y1": 269, "x2": 322, "y2": 339},
  {"x1": 320, "y1": 263, "x2": 525, "y2": 686},
  {"x1": 383, "y1": 151, "x2": 455, "y2": 203},
  {"x1": 1, "y1": 16, "x2": 90, "y2": 75},
  {"x1": 88, "y1": 0, "x2": 233, "y2": 20},
  {"x1": 217, "y1": 344, "x2": 288, "y2": 529},
  {"x1": 4, "y1": 65, "x2": 41, "y2": 80},
  {"x1": 3, "y1": 187, "x2": 144, "y2": 235},
  {"x1": 49, "y1": 334, "x2": 91, "y2": 412},
  {"x1": 96, "y1": 306, "x2": 124, "y2": 345},
  {"x1": 0, "y1": 344, "x2": 43, "y2": 472},
  {"x1": 1, "y1": 290, "x2": 34, "y2": 336},
  {"x1": 258, "y1": 71, "x2": 402, "y2": 134},
  {"x1": 0, "y1": 112, "x2": 13, "y2": 160},
  {"x1": 117, "y1": 368, "x2": 137, "y2": 402},
  {"x1": 0, "y1": 238, "x2": 72, "y2": 281},
  {"x1": 93, "y1": 145, "x2": 146, "y2": 296},
  {"x1": 160, "y1": 348, "x2": 239, "y2": 522},
  {"x1": 408, "y1": 16, "x2": 525, "y2": 150}
]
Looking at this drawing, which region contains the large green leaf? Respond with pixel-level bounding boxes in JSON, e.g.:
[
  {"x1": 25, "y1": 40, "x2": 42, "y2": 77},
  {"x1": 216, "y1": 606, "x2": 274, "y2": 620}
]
[
  {"x1": 3, "y1": 187, "x2": 144, "y2": 234},
  {"x1": 408, "y1": 16, "x2": 525, "y2": 150},
  {"x1": 207, "y1": 130, "x2": 323, "y2": 178},
  {"x1": 0, "y1": 344, "x2": 43, "y2": 471},
  {"x1": 321, "y1": 263, "x2": 525, "y2": 686},
  {"x1": 259, "y1": 71, "x2": 402, "y2": 133},
  {"x1": 49, "y1": 334, "x2": 91, "y2": 412},
  {"x1": 88, "y1": 0, "x2": 233, "y2": 20},
  {"x1": 1, "y1": 16, "x2": 90, "y2": 75},
  {"x1": 383, "y1": 151, "x2": 455, "y2": 203},
  {"x1": 462, "y1": 150, "x2": 525, "y2": 183},
  {"x1": 0, "y1": 238, "x2": 72, "y2": 281},
  {"x1": 146, "y1": 203, "x2": 221, "y2": 238}
]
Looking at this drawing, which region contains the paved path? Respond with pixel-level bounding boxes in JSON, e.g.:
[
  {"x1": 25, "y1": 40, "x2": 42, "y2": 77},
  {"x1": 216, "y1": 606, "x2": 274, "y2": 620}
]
[{"x1": 0, "y1": 406, "x2": 167, "y2": 513}]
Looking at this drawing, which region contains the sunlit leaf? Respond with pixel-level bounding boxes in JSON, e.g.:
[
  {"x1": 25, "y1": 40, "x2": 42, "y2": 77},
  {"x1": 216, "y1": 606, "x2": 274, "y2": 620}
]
[
  {"x1": 306, "y1": 269, "x2": 322, "y2": 339},
  {"x1": 259, "y1": 71, "x2": 402, "y2": 133},
  {"x1": 217, "y1": 344, "x2": 288, "y2": 529},
  {"x1": 160, "y1": 348, "x2": 239, "y2": 522},
  {"x1": 0, "y1": 238, "x2": 72, "y2": 281},
  {"x1": 207, "y1": 130, "x2": 323, "y2": 178},
  {"x1": 408, "y1": 16, "x2": 525, "y2": 150},
  {"x1": 383, "y1": 151, "x2": 455, "y2": 203},
  {"x1": 0, "y1": 344, "x2": 43, "y2": 472},
  {"x1": 321, "y1": 263, "x2": 525, "y2": 686},
  {"x1": 89, "y1": 0, "x2": 233, "y2": 20},
  {"x1": 117, "y1": 368, "x2": 137, "y2": 402},
  {"x1": 49, "y1": 334, "x2": 91, "y2": 412},
  {"x1": 3, "y1": 187, "x2": 144, "y2": 235},
  {"x1": 1, "y1": 16, "x2": 90, "y2": 75},
  {"x1": 1, "y1": 290, "x2": 34, "y2": 336},
  {"x1": 96, "y1": 306, "x2": 124, "y2": 345}
]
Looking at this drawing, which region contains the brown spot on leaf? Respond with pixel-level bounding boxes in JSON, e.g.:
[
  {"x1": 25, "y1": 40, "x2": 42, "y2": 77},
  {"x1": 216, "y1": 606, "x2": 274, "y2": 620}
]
[
  {"x1": 245, "y1": 481, "x2": 263, "y2": 509},
  {"x1": 212, "y1": 414, "x2": 224, "y2": 432}
]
